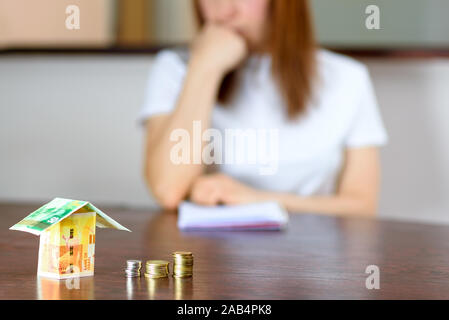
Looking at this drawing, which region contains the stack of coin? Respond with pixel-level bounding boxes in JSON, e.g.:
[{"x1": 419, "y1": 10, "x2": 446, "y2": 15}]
[
  {"x1": 145, "y1": 260, "x2": 170, "y2": 278},
  {"x1": 125, "y1": 260, "x2": 142, "y2": 278},
  {"x1": 172, "y1": 251, "x2": 194, "y2": 278}
]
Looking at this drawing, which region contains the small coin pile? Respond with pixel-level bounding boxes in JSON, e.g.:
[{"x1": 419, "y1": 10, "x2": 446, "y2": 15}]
[
  {"x1": 172, "y1": 251, "x2": 194, "y2": 278},
  {"x1": 125, "y1": 260, "x2": 142, "y2": 278},
  {"x1": 144, "y1": 260, "x2": 170, "y2": 278}
]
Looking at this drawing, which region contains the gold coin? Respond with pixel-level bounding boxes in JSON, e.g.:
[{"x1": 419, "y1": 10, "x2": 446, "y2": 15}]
[
  {"x1": 147, "y1": 267, "x2": 169, "y2": 273},
  {"x1": 173, "y1": 257, "x2": 193, "y2": 262},
  {"x1": 173, "y1": 251, "x2": 192, "y2": 256},
  {"x1": 173, "y1": 259, "x2": 192, "y2": 262},
  {"x1": 146, "y1": 263, "x2": 169, "y2": 268},
  {"x1": 173, "y1": 274, "x2": 192, "y2": 278},
  {"x1": 146, "y1": 264, "x2": 168, "y2": 268},
  {"x1": 173, "y1": 266, "x2": 193, "y2": 271},
  {"x1": 146, "y1": 260, "x2": 169, "y2": 265},
  {"x1": 173, "y1": 272, "x2": 192, "y2": 275},
  {"x1": 144, "y1": 273, "x2": 168, "y2": 279}
]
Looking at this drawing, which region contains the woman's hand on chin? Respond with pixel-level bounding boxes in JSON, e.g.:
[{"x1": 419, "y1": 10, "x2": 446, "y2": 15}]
[
  {"x1": 189, "y1": 173, "x2": 263, "y2": 206},
  {"x1": 190, "y1": 23, "x2": 248, "y2": 76}
]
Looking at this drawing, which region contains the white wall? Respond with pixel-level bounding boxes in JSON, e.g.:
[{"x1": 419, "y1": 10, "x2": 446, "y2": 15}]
[
  {"x1": 363, "y1": 57, "x2": 449, "y2": 225},
  {"x1": 1, "y1": 54, "x2": 448, "y2": 224},
  {"x1": 0, "y1": 55, "x2": 155, "y2": 209}
]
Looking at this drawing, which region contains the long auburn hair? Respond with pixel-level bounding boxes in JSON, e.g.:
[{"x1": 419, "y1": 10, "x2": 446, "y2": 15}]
[{"x1": 193, "y1": 0, "x2": 318, "y2": 118}]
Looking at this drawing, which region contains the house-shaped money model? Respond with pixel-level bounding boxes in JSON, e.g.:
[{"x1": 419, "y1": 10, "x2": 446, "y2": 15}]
[{"x1": 10, "y1": 198, "x2": 130, "y2": 279}]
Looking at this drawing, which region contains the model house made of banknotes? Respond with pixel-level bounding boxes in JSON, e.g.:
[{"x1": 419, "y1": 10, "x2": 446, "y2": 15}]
[{"x1": 10, "y1": 198, "x2": 130, "y2": 279}]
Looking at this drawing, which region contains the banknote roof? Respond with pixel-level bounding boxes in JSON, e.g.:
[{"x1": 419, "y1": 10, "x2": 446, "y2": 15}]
[{"x1": 9, "y1": 197, "x2": 131, "y2": 236}]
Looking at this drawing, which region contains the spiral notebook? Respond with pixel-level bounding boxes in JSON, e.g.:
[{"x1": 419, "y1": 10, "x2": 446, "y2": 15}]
[{"x1": 177, "y1": 201, "x2": 289, "y2": 231}]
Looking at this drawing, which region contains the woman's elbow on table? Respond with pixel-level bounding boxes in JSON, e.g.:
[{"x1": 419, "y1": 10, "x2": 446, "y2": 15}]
[
  {"x1": 352, "y1": 196, "x2": 378, "y2": 217},
  {"x1": 149, "y1": 179, "x2": 187, "y2": 211},
  {"x1": 142, "y1": 169, "x2": 184, "y2": 211}
]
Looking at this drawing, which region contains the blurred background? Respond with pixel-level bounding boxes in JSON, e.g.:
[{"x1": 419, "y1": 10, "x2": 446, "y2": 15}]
[{"x1": 1, "y1": 0, "x2": 448, "y2": 224}]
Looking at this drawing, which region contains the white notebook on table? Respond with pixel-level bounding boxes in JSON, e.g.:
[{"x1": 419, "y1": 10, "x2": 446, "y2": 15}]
[{"x1": 177, "y1": 201, "x2": 289, "y2": 231}]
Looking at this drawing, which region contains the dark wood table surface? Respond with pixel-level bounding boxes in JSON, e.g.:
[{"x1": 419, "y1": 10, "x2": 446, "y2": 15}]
[{"x1": 1, "y1": 202, "x2": 449, "y2": 300}]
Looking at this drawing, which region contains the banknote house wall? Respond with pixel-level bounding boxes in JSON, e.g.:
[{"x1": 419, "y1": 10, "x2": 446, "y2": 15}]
[
  {"x1": 38, "y1": 205, "x2": 97, "y2": 279},
  {"x1": 10, "y1": 198, "x2": 130, "y2": 279}
]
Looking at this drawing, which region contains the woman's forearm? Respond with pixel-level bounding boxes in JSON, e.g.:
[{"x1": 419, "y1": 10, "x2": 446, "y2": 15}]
[
  {"x1": 187, "y1": 173, "x2": 378, "y2": 216},
  {"x1": 259, "y1": 191, "x2": 377, "y2": 217},
  {"x1": 145, "y1": 60, "x2": 223, "y2": 209},
  {"x1": 144, "y1": 25, "x2": 248, "y2": 209}
]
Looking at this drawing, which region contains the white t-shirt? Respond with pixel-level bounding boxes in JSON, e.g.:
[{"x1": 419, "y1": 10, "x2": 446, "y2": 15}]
[{"x1": 139, "y1": 48, "x2": 388, "y2": 196}]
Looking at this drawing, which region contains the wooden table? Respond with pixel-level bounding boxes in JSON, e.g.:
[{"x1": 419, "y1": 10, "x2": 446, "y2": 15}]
[{"x1": 1, "y1": 202, "x2": 449, "y2": 300}]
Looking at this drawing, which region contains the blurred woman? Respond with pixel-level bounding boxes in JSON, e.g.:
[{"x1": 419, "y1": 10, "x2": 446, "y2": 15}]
[{"x1": 140, "y1": 0, "x2": 388, "y2": 216}]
